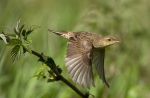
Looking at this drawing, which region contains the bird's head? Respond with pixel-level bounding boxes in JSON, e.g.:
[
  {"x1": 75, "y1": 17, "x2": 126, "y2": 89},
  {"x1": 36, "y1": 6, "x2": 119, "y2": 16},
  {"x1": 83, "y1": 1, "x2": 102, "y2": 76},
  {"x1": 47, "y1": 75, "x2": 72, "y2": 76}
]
[{"x1": 93, "y1": 36, "x2": 120, "y2": 48}]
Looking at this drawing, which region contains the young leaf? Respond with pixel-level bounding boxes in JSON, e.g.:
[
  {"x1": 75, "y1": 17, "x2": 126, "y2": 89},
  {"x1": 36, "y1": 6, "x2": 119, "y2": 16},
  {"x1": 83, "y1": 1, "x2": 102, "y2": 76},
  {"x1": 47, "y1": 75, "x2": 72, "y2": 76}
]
[
  {"x1": 14, "y1": 20, "x2": 20, "y2": 34},
  {"x1": 47, "y1": 78, "x2": 55, "y2": 82},
  {"x1": 22, "y1": 44, "x2": 32, "y2": 53},
  {"x1": 57, "y1": 66, "x2": 62, "y2": 74},
  {"x1": 22, "y1": 29, "x2": 26, "y2": 38},
  {"x1": 31, "y1": 71, "x2": 45, "y2": 80},
  {"x1": 46, "y1": 57, "x2": 56, "y2": 68},
  {"x1": 7, "y1": 39, "x2": 21, "y2": 46},
  {"x1": 0, "y1": 33, "x2": 9, "y2": 44},
  {"x1": 22, "y1": 25, "x2": 40, "y2": 39},
  {"x1": 11, "y1": 45, "x2": 25, "y2": 63},
  {"x1": 31, "y1": 63, "x2": 48, "y2": 80},
  {"x1": 19, "y1": 24, "x2": 25, "y2": 33},
  {"x1": 11, "y1": 45, "x2": 21, "y2": 63},
  {"x1": 26, "y1": 37, "x2": 32, "y2": 44}
]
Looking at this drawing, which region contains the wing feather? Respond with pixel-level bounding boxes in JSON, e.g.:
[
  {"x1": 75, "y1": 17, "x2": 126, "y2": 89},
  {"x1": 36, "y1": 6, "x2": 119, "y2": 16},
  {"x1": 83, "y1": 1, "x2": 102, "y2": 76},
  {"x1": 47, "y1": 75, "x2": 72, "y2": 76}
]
[
  {"x1": 92, "y1": 48, "x2": 109, "y2": 87},
  {"x1": 65, "y1": 36, "x2": 95, "y2": 89}
]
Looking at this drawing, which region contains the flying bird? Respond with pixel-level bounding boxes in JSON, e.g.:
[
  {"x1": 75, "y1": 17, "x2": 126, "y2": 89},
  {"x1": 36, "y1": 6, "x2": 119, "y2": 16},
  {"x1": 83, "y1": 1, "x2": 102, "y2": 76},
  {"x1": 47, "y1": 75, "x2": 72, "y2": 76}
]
[{"x1": 48, "y1": 29, "x2": 119, "y2": 89}]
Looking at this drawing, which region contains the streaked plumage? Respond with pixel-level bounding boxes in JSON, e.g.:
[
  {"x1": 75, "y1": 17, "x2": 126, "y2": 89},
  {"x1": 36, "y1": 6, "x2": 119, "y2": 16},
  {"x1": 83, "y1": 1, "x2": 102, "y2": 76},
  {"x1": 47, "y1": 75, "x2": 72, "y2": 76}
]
[{"x1": 48, "y1": 29, "x2": 119, "y2": 89}]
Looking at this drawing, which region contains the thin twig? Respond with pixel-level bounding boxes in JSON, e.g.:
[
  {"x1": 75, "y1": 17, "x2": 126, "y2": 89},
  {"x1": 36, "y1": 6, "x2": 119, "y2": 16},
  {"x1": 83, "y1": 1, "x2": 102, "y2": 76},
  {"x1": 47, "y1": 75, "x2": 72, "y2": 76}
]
[
  {"x1": 57, "y1": 73, "x2": 88, "y2": 98},
  {"x1": 31, "y1": 50, "x2": 89, "y2": 98},
  {"x1": 31, "y1": 50, "x2": 42, "y2": 57}
]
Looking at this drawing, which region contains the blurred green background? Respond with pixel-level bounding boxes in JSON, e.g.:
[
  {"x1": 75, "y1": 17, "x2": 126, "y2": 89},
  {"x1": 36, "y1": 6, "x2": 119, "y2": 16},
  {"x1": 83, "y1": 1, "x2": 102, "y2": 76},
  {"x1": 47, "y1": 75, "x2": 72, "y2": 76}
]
[{"x1": 0, "y1": 0, "x2": 150, "y2": 98}]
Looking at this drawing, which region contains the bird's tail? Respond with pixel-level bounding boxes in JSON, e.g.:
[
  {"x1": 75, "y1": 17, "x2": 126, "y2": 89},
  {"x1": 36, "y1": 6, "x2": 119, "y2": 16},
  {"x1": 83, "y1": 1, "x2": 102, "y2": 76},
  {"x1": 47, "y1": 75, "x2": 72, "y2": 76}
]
[{"x1": 48, "y1": 29, "x2": 71, "y2": 39}]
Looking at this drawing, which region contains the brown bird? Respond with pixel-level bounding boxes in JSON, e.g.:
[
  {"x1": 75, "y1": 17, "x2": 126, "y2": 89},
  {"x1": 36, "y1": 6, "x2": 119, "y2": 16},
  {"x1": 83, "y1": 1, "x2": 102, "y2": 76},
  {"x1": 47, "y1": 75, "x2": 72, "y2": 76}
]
[{"x1": 48, "y1": 29, "x2": 119, "y2": 89}]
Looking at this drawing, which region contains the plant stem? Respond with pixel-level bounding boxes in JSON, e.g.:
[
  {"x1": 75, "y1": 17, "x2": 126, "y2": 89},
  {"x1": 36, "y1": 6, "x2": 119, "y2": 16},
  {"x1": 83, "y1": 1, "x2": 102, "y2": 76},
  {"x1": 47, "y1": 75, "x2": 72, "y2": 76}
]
[
  {"x1": 56, "y1": 71, "x2": 89, "y2": 98},
  {"x1": 31, "y1": 50, "x2": 89, "y2": 98},
  {"x1": 31, "y1": 50, "x2": 42, "y2": 57}
]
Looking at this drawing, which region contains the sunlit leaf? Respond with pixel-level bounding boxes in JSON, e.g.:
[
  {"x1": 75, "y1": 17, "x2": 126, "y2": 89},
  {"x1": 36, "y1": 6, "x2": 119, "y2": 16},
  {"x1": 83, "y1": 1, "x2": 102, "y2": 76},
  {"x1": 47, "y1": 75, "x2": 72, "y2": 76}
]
[
  {"x1": 36, "y1": 71, "x2": 45, "y2": 80},
  {"x1": 14, "y1": 20, "x2": 20, "y2": 34},
  {"x1": 0, "y1": 33, "x2": 9, "y2": 44},
  {"x1": 34, "y1": 64, "x2": 47, "y2": 74},
  {"x1": 31, "y1": 63, "x2": 48, "y2": 80}
]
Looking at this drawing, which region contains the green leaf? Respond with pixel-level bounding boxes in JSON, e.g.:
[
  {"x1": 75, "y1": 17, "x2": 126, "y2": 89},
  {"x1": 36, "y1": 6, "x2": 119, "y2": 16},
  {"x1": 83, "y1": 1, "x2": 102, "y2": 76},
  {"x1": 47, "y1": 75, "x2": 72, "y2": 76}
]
[
  {"x1": 36, "y1": 71, "x2": 45, "y2": 80},
  {"x1": 11, "y1": 45, "x2": 21, "y2": 63},
  {"x1": 31, "y1": 63, "x2": 48, "y2": 80},
  {"x1": 11, "y1": 45, "x2": 26, "y2": 63},
  {"x1": 7, "y1": 39, "x2": 21, "y2": 46},
  {"x1": 22, "y1": 44, "x2": 32, "y2": 53},
  {"x1": 26, "y1": 37, "x2": 32, "y2": 43},
  {"x1": 22, "y1": 25, "x2": 40, "y2": 39},
  {"x1": 34, "y1": 64, "x2": 47, "y2": 74},
  {"x1": 57, "y1": 66, "x2": 62, "y2": 74},
  {"x1": 31, "y1": 71, "x2": 45, "y2": 80},
  {"x1": 22, "y1": 30, "x2": 26, "y2": 37},
  {"x1": 38, "y1": 56, "x2": 56, "y2": 69},
  {"x1": 47, "y1": 78, "x2": 55, "y2": 82},
  {"x1": 23, "y1": 47, "x2": 27, "y2": 54},
  {"x1": 19, "y1": 24, "x2": 25, "y2": 33},
  {"x1": 46, "y1": 57, "x2": 56, "y2": 68}
]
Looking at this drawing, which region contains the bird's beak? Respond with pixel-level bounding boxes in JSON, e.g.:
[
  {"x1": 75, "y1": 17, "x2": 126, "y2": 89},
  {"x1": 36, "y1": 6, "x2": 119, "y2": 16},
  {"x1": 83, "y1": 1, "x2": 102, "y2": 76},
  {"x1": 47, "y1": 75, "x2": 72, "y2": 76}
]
[{"x1": 116, "y1": 40, "x2": 120, "y2": 43}]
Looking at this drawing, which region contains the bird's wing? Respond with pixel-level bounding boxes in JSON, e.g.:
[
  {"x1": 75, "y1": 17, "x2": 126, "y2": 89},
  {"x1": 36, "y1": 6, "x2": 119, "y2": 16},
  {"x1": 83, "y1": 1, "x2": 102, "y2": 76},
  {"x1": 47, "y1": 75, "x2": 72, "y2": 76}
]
[
  {"x1": 65, "y1": 36, "x2": 95, "y2": 89},
  {"x1": 92, "y1": 48, "x2": 109, "y2": 87},
  {"x1": 48, "y1": 29, "x2": 74, "y2": 39}
]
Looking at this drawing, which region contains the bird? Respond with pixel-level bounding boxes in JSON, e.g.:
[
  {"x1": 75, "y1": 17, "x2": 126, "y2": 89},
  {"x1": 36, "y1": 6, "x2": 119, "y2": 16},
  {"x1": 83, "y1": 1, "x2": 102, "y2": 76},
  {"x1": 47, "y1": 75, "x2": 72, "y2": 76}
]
[{"x1": 48, "y1": 29, "x2": 120, "y2": 89}]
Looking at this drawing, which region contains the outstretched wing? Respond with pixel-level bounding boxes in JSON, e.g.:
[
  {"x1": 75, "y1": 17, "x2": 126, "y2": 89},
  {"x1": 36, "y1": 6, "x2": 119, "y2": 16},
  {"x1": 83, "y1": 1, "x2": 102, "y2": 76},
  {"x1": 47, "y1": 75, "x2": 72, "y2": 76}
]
[
  {"x1": 92, "y1": 48, "x2": 109, "y2": 87},
  {"x1": 65, "y1": 36, "x2": 95, "y2": 89}
]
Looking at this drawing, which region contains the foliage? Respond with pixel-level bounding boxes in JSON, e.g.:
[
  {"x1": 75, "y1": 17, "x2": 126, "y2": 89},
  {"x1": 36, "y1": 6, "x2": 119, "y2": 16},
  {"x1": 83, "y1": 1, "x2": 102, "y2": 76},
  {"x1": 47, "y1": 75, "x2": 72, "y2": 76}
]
[
  {"x1": 0, "y1": 20, "x2": 62, "y2": 82},
  {"x1": 0, "y1": 20, "x2": 86, "y2": 98},
  {"x1": 0, "y1": 20, "x2": 40, "y2": 63}
]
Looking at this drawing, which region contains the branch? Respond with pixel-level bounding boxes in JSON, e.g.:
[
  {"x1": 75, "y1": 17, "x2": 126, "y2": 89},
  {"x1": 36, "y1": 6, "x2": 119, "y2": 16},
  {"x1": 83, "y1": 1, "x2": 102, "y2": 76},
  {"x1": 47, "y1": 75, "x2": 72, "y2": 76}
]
[
  {"x1": 31, "y1": 50, "x2": 89, "y2": 98},
  {"x1": 56, "y1": 70, "x2": 89, "y2": 98},
  {"x1": 31, "y1": 50, "x2": 43, "y2": 58},
  {"x1": 0, "y1": 20, "x2": 90, "y2": 97}
]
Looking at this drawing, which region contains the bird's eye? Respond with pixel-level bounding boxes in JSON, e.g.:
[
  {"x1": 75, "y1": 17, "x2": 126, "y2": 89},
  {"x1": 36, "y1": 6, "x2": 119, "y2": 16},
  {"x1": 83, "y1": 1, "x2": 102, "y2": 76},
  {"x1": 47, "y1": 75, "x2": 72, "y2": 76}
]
[{"x1": 107, "y1": 38, "x2": 111, "y2": 41}]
